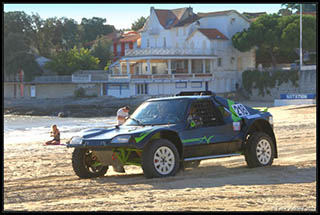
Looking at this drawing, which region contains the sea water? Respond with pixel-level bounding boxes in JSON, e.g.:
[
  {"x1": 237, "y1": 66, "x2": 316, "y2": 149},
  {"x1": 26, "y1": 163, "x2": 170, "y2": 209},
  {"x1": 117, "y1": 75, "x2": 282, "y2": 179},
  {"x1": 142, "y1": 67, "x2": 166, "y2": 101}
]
[{"x1": 4, "y1": 114, "x2": 117, "y2": 145}]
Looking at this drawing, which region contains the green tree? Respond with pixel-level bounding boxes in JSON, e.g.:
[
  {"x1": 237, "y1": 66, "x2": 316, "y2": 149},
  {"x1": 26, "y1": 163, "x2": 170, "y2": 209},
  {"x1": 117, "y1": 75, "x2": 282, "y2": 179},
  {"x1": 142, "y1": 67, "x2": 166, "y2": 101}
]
[
  {"x1": 131, "y1": 16, "x2": 147, "y2": 31},
  {"x1": 281, "y1": 3, "x2": 316, "y2": 13},
  {"x1": 80, "y1": 17, "x2": 115, "y2": 45},
  {"x1": 232, "y1": 13, "x2": 316, "y2": 68},
  {"x1": 44, "y1": 47, "x2": 99, "y2": 75},
  {"x1": 3, "y1": 11, "x2": 33, "y2": 37},
  {"x1": 4, "y1": 33, "x2": 41, "y2": 81},
  {"x1": 29, "y1": 13, "x2": 54, "y2": 57},
  {"x1": 90, "y1": 36, "x2": 114, "y2": 70},
  {"x1": 4, "y1": 12, "x2": 41, "y2": 81},
  {"x1": 60, "y1": 17, "x2": 82, "y2": 50},
  {"x1": 280, "y1": 15, "x2": 316, "y2": 52},
  {"x1": 233, "y1": 14, "x2": 282, "y2": 68},
  {"x1": 277, "y1": 8, "x2": 292, "y2": 16}
]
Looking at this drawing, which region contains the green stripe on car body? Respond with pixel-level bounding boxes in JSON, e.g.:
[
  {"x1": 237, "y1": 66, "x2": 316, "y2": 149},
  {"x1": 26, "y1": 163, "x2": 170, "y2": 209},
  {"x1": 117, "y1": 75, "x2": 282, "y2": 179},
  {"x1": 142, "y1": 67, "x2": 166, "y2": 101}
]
[
  {"x1": 134, "y1": 128, "x2": 156, "y2": 143},
  {"x1": 182, "y1": 135, "x2": 214, "y2": 144},
  {"x1": 253, "y1": 107, "x2": 268, "y2": 112}
]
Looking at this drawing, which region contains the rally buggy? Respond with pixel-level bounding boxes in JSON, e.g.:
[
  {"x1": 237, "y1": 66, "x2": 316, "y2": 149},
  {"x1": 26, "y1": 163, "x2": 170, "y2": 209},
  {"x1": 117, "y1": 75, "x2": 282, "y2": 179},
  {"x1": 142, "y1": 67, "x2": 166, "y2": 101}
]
[{"x1": 67, "y1": 91, "x2": 277, "y2": 179}]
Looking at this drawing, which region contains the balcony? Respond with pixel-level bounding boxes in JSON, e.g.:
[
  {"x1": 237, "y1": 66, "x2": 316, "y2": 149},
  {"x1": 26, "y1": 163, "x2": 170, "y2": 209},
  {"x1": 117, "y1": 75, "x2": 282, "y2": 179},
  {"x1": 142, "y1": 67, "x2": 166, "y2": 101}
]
[
  {"x1": 125, "y1": 48, "x2": 216, "y2": 57},
  {"x1": 109, "y1": 73, "x2": 213, "y2": 81}
]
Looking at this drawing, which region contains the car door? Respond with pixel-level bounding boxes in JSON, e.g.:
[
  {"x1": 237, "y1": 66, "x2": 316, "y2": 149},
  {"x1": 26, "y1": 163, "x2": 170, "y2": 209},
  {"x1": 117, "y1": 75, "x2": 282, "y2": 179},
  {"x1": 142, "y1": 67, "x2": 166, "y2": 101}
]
[{"x1": 181, "y1": 98, "x2": 242, "y2": 159}]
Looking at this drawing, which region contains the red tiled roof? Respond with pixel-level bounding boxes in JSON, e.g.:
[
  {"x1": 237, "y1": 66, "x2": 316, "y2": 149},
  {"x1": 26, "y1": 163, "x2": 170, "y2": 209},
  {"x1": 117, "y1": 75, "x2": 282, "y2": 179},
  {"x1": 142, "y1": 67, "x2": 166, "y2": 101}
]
[
  {"x1": 118, "y1": 32, "x2": 140, "y2": 43},
  {"x1": 154, "y1": 8, "x2": 191, "y2": 29},
  {"x1": 197, "y1": 10, "x2": 234, "y2": 17},
  {"x1": 198, "y1": 29, "x2": 228, "y2": 40},
  {"x1": 171, "y1": 7, "x2": 188, "y2": 20},
  {"x1": 295, "y1": 11, "x2": 316, "y2": 16},
  {"x1": 243, "y1": 12, "x2": 266, "y2": 18},
  {"x1": 154, "y1": 9, "x2": 179, "y2": 29},
  {"x1": 197, "y1": 10, "x2": 251, "y2": 23},
  {"x1": 174, "y1": 14, "x2": 200, "y2": 27}
]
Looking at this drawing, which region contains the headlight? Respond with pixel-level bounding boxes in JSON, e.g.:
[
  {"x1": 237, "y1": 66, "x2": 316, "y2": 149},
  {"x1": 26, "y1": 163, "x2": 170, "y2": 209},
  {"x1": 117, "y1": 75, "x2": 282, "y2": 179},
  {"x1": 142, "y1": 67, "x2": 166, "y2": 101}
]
[
  {"x1": 269, "y1": 116, "x2": 273, "y2": 126},
  {"x1": 111, "y1": 135, "x2": 131, "y2": 144},
  {"x1": 70, "y1": 136, "x2": 83, "y2": 144}
]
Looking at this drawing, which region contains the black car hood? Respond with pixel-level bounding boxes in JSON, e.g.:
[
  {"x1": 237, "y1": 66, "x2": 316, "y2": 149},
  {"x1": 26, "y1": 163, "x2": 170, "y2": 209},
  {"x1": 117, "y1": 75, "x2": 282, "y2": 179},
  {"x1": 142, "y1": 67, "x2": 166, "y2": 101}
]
[{"x1": 81, "y1": 124, "x2": 177, "y2": 142}]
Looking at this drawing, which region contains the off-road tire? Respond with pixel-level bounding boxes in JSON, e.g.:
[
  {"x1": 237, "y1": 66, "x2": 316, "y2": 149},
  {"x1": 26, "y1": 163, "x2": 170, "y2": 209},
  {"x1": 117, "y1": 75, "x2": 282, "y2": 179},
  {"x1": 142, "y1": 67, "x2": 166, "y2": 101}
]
[
  {"x1": 184, "y1": 160, "x2": 201, "y2": 169},
  {"x1": 244, "y1": 132, "x2": 275, "y2": 168},
  {"x1": 142, "y1": 139, "x2": 180, "y2": 178},
  {"x1": 72, "y1": 148, "x2": 108, "y2": 178}
]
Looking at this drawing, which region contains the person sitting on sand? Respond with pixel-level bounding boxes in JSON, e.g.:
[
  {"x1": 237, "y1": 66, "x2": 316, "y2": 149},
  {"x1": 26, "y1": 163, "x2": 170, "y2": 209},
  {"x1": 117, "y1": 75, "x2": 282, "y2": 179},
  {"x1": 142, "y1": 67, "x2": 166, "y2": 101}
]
[{"x1": 45, "y1": 124, "x2": 60, "y2": 145}]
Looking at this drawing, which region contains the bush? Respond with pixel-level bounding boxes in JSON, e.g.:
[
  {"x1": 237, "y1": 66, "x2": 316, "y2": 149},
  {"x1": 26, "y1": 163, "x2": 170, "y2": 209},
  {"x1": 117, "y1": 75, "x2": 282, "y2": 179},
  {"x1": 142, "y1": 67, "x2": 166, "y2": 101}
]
[
  {"x1": 74, "y1": 87, "x2": 86, "y2": 98},
  {"x1": 242, "y1": 69, "x2": 299, "y2": 97}
]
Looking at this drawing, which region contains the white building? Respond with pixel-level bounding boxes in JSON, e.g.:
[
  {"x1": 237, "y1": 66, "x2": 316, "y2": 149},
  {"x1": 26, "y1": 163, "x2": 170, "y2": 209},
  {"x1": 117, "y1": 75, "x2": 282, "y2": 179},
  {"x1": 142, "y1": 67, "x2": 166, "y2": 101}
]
[{"x1": 108, "y1": 7, "x2": 256, "y2": 98}]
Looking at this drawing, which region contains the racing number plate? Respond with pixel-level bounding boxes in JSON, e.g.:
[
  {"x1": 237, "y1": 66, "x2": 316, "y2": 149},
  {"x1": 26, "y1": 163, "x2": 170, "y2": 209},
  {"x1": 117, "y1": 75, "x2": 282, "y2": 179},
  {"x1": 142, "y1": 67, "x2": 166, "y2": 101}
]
[{"x1": 231, "y1": 104, "x2": 250, "y2": 117}]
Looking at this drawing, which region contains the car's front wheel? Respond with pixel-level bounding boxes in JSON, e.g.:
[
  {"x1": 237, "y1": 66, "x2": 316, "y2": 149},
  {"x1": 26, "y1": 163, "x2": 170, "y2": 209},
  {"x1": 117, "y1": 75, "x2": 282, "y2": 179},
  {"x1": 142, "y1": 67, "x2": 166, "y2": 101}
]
[
  {"x1": 72, "y1": 148, "x2": 108, "y2": 178},
  {"x1": 244, "y1": 132, "x2": 275, "y2": 168},
  {"x1": 142, "y1": 139, "x2": 180, "y2": 178}
]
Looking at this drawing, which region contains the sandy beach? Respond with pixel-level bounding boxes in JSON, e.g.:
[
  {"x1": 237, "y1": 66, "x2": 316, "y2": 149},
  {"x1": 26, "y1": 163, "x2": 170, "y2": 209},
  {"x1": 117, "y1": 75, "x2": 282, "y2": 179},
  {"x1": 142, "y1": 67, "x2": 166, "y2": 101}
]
[{"x1": 3, "y1": 104, "x2": 316, "y2": 211}]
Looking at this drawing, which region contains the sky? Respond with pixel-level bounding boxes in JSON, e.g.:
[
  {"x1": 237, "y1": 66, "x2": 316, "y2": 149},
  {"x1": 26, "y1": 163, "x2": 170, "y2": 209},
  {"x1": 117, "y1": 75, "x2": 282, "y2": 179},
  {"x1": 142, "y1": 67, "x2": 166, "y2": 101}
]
[{"x1": 4, "y1": 3, "x2": 284, "y2": 29}]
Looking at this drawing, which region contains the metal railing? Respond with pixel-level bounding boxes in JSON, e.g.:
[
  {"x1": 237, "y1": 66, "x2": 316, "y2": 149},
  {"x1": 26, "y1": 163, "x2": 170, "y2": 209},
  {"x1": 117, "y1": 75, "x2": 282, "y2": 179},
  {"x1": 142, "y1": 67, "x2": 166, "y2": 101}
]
[
  {"x1": 33, "y1": 75, "x2": 72, "y2": 83},
  {"x1": 125, "y1": 48, "x2": 216, "y2": 56},
  {"x1": 109, "y1": 73, "x2": 214, "y2": 80}
]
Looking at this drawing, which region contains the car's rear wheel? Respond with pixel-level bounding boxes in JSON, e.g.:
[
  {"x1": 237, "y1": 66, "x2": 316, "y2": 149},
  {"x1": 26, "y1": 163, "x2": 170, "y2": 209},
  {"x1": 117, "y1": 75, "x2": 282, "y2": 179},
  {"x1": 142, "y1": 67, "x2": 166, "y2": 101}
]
[
  {"x1": 142, "y1": 139, "x2": 180, "y2": 178},
  {"x1": 72, "y1": 148, "x2": 108, "y2": 178},
  {"x1": 244, "y1": 132, "x2": 275, "y2": 168}
]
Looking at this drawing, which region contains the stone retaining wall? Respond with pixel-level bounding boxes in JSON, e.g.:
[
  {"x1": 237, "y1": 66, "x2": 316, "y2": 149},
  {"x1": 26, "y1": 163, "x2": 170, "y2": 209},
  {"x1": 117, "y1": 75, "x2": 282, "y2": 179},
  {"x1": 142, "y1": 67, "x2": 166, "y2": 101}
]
[{"x1": 248, "y1": 69, "x2": 316, "y2": 101}]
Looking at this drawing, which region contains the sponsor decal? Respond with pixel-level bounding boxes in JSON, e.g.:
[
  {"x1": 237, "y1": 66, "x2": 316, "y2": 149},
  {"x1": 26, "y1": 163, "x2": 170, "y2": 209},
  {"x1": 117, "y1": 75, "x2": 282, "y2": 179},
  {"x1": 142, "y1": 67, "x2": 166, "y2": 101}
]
[
  {"x1": 227, "y1": 100, "x2": 242, "y2": 122},
  {"x1": 231, "y1": 103, "x2": 250, "y2": 117},
  {"x1": 233, "y1": 122, "x2": 241, "y2": 131}
]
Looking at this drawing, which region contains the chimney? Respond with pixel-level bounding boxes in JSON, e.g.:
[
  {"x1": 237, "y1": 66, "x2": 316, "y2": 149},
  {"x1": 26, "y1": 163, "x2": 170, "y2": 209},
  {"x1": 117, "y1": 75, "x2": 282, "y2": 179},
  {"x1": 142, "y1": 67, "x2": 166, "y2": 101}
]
[{"x1": 189, "y1": 6, "x2": 193, "y2": 16}]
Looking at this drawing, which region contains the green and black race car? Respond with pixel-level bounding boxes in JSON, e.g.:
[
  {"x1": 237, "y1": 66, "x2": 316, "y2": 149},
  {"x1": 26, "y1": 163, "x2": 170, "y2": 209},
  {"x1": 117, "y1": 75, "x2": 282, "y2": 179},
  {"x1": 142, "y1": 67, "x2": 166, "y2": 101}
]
[{"x1": 67, "y1": 91, "x2": 277, "y2": 179}]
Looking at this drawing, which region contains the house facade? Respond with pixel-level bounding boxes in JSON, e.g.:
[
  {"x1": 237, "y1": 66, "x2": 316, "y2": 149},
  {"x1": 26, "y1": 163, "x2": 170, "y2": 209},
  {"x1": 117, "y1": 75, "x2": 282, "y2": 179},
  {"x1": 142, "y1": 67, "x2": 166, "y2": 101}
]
[{"x1": 108, "y1": 7, "x2": 256, "y2": 97}]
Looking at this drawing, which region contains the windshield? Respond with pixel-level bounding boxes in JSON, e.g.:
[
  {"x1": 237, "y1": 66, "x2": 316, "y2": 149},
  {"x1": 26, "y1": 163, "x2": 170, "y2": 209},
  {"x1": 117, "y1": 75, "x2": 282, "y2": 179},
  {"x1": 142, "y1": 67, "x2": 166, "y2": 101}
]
[{"x1": 124, "y1": 99, "x2": 189, "y2": 126}]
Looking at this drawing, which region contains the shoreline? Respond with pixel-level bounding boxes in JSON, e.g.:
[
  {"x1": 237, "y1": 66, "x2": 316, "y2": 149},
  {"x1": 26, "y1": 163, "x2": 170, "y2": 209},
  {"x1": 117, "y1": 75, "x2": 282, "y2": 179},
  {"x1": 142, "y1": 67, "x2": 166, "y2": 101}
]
[
  {"x1": 4, "y1": 96, "x2": 276, "y2": 118},
  {"x1": 4, "y1": 96, "x2": 146, "y2": 118}
]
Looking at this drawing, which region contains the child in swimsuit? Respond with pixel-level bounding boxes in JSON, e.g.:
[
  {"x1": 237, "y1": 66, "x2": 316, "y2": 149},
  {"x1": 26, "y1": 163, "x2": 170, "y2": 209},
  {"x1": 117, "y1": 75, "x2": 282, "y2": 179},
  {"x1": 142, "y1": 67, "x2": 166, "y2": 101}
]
[{"x1": 45, "y1": 124, "x2": 60, "y2": 145}]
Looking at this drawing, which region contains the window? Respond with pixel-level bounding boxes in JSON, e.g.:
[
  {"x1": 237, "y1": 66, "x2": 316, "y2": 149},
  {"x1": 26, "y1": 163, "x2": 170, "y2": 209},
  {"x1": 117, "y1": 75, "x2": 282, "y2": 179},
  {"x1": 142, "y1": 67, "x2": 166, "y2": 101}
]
[
  {"x1": 147, "y1": 39, "x2": 149, "y2": 48},
  {"x1": 230, "y1": 18, "x2": 236, "y2": 24},
  {"x1": 191, "y1": 81, "x2": 202, "y2": 88},
  {"x1": 189, "y1": 100, "x2": 223, "y2": 127},
  {"x1": 205, "y1": 60, "x2": 211, "y2": 73},
  {"x1": 121, "y1": 84, "x2": 129, "y2": 89},
  {"x1": 136, "y1": 83, "x2": 148, "y2": 95},
  {"x1": 202, "y1": 40, "x2": 207, "y2": 50},
  {"x1": 135, "y1": 66, "x2": 139, "y2": 75},
  {"x1": 152, "y1": 66, "x2": 157, "y2": 74},
  {"x1": 163, "y1": 37, "x2": 166, "y2": 48},
  {"x1": 108, "y1": 84, "x2": 121, "y2": 89},
  {"x1": 190, "y1": 41, "x2": 194, "y2": 49},
  {"x1": 218, "y1": 58, "x2": 222, "y2": 67},
  {"x1": 175, "y1": 82, "x2": 187, "y2": 88}
]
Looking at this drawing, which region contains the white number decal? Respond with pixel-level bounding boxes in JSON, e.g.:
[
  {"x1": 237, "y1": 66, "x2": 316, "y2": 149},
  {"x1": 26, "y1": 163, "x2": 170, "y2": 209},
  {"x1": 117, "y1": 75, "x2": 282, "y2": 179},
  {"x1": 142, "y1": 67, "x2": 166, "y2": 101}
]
[{"x1": 231, "y1": 104, "x2": 250, "y2": 117}]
